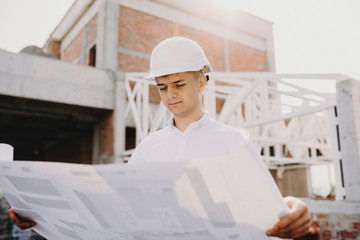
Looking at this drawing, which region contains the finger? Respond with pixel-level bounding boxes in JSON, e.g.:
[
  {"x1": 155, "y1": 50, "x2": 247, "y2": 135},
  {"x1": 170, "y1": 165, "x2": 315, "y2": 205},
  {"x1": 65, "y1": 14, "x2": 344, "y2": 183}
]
[
  {"x1": 276, "y1": 222, "x2": 311, "y2": 239},
  {"x1": 275, "y1": 209, "x2": 311, "y2": 235},
  {"x1": 12, "y1": 219, "x2": 37, "y2": 229},
  {"x1": 293, "y1": 228, "x2": 312, "y2": 239},
  {"x1": 275, "y1": 202, "x2": 308, "y2": 230},
  {"x1": 8, "y1": 208, "x2": 36, "y2": 229},
  {"x1": 8, "y1": 209, "x2": 20, "y2": 222},
  {"x1": 275, "y1": 218, "x2": 311, "y2": 238},
  {"x1": 265, "y1": 226, "x2": 278, "y2": 236}
]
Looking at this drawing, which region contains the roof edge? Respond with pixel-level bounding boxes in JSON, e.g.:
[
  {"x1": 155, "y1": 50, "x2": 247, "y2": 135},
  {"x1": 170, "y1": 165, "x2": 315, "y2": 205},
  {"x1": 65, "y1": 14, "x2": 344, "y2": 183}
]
[{"x1": 43, "y1": 0, "x2": 95, "y2": 49}]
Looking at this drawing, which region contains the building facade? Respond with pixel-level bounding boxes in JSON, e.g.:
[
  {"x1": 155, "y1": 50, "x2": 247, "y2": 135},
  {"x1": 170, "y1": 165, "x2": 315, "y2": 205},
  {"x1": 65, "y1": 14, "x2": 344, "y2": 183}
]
[{"x1": 40, "y1": 0, "x2": 276, "y2": 164}]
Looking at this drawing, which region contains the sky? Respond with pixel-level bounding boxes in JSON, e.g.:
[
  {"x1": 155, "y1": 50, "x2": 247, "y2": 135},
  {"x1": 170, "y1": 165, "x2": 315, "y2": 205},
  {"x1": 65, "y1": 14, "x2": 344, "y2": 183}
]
[
  {"x1": 0, "y1": 0, "x2": 359, "y2": 80},
  {"x1": 234, "y1": 0, "x2": 360, "y2": 81},
  {"x1": 0, "y1": 0, "x2": 358, "y2": 196}
]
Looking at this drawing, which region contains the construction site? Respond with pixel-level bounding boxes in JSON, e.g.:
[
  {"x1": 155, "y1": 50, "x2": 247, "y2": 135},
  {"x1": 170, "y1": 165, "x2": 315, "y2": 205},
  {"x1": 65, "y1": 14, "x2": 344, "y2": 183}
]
[{"x1": 0, "y1": 0, "x2": 359, "y2": 239}]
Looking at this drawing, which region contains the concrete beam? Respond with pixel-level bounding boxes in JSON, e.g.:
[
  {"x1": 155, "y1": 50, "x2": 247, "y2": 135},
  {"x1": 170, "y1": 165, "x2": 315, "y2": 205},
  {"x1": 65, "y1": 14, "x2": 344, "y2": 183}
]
[
  {"x1": 0, "y1": 50, "x2": 114, "y2": 110},
  {"x1": 336, "y1": 79, "x2": 360, "y2": 201}
]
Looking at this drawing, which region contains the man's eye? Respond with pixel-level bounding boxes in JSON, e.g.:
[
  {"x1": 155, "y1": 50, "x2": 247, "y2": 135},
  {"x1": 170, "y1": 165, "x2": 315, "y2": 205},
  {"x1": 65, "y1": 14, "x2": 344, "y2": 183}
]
[
  {"x1": 176, "y1": 84, "x2": 185, "y2": 87},
  {"x1": 160, "y1": 87, "x2": 167, "y2": 91}
]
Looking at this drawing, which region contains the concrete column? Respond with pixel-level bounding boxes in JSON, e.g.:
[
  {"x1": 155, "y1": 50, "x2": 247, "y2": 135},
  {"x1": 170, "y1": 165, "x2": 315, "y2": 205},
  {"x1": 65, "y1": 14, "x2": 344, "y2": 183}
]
[
  {"x1": 265, "y1": 27, "x2": 276, "y2": 72},
  {"x1": 92, "y1": 124, "x2": 100, "y2": 164},
  {"x1": 336, "y1": 79, "x2": 360, "y2": 201},
  {"x1": 223, "y1": 39, "x2": 230, "y2": 72},
  {"x1": 96, "y1": 0, "x2": 119, "y2": 70},
  {"x1": 81, "y1": 25, "x2": 88, "y2": 65},
  {"x1": 114, "y1": 72, "x2": 127, "y2": 163},
  {"x1": 96, "y1": 1, "x2": 126, "y2": 163}
]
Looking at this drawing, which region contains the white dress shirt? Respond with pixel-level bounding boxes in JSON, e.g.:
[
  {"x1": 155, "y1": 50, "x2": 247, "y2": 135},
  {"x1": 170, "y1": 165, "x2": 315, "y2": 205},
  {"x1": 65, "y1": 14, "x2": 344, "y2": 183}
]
[{"x1": 129, "y1": 112, "x2": 262, "y2": 164}]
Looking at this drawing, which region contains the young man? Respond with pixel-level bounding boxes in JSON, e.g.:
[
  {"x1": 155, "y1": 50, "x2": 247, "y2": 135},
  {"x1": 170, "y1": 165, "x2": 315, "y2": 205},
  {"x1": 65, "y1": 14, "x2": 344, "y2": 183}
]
[
  {"x1": 129, "y1": 37, "x2": 312, "y2": 239},
  {"x1": 9, "y1": 37, "x2": 311, "y2": 238}
]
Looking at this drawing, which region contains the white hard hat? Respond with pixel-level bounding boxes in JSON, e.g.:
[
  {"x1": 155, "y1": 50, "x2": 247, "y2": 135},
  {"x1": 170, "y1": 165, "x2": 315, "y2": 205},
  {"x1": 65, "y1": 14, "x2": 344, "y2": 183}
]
[{"x1": 146, "y1": 37, "x2": 212, "y2": 80}]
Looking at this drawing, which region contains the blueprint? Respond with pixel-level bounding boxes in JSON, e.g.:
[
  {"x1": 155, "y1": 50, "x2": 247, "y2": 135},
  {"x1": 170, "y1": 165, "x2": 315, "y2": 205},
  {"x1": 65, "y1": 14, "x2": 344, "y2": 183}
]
[{"x1": 0, "y1": 147, "x2": 288, "y2": 240}]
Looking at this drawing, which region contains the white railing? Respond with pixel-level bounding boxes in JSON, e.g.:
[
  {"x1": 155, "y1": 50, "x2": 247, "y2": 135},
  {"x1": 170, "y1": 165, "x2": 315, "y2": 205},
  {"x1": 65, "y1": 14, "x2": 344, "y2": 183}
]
[{"x1": 123, "y1": 72, "x2": 347, "y2": 167}]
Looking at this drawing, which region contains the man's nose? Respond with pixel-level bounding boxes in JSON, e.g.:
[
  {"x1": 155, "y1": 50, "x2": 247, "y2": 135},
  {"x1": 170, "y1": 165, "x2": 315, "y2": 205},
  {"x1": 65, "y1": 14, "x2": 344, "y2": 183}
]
[{"x1": 167, "y1": 86, "x2": 177, "y2": 99}]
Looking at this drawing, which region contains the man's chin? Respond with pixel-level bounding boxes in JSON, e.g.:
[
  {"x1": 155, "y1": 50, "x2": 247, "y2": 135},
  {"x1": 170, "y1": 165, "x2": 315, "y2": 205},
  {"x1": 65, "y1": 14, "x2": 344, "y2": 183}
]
[{"x1": 170, "y1": 110, "x2": 186, "y2": 118}]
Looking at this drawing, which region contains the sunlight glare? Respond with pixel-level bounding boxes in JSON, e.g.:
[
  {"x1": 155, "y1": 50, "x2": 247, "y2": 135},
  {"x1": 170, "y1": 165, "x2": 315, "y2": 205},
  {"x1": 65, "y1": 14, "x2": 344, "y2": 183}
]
[{"x1": 212, "y1": 0, "x2": 239, "y2": 12}]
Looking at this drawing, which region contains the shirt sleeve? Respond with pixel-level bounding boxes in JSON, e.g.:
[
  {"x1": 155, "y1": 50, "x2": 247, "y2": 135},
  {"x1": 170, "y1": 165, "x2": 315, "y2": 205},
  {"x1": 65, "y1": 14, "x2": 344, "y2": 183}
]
[
  {"x1": 127, "y1": 143, "x2": 144, "y2": 165},
  {"x1": 231, "y1": 129, "x2": 266, "y2": 166}
]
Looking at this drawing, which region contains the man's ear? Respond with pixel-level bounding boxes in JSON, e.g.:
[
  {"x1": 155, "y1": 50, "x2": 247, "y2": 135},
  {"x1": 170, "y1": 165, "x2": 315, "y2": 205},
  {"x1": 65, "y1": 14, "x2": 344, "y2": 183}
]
[{"x1": 199, "y1": 75, "x2": 206, "y2": 93}]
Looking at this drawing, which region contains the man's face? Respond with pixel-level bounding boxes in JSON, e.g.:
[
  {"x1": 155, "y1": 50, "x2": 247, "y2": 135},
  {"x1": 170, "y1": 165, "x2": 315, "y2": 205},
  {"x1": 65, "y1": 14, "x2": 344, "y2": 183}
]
[{"x1": 155, "y1": 71, "x2": 205, "y2": 118}]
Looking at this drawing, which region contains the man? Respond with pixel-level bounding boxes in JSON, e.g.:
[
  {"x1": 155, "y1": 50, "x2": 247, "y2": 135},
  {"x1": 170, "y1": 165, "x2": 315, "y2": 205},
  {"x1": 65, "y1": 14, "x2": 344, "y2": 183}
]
[
  {"x1": 129, "y1": 37, "x2": 311, "y2": 239},
  {"x1": 9, "y1": 37, "x2": 311, "y2": 239}
]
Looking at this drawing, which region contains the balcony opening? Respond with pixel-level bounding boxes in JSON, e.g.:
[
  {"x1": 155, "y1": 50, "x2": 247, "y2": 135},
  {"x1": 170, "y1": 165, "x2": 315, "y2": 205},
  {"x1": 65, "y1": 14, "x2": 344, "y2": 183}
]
[{"x1": 89, "y1": 45, "x2": 96, "y2": 67}]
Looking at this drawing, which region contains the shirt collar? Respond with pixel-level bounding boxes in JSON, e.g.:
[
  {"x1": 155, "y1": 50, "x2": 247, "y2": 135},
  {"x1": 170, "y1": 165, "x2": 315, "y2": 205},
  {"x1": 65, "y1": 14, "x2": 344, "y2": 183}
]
[{"x1": 167, "y1": 111, "x2": 211, "y2": 131}]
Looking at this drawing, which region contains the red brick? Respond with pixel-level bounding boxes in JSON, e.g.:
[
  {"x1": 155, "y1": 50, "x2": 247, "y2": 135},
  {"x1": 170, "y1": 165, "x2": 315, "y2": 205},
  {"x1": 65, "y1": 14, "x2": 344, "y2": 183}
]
[
  {"x1": 63, "y1": 29, "x2": 83, "y2": 63},
  {"x1": 117, "y1": 53, "x2": 149, "y2": 72},
  {"x1": 229, "y1": 40, "x2": 266, "y2": 72},
  {"x1": 178, "y1": 25, "x2": 225, "y2": 71},
  {"x1": 118, "y1": 6, "x2": 172, "y2": 54},
  {"x1": 117, "y1": 53, "x2": 163, "y2": 103},
  {"x1": 311, "y1": 221, "x2": 320, "y2": 228},
  {"x1": 126, "y1": 81, "x2": 161, "y2": 105},
  {"x1": 316, "y1": 214, "x2": 328, "y2": 219},
  {"x1": 339, "y1": 230, "x2": 358, "y2": 239},
  {"x1": 353, "y1": 222, "x2": 360, "y2": 230},
  {"x1": 44, "y1": 40, "x2": 61, "y2": 59},
  {"x1": 99, "y1": 112, "x2": 114, "y2": 155},
  {"x1": 321, "y1": 230, "x2": 331, "y2": 238},
  {"x1": 43, "y1": 134, "x2": 92, "y2": 164},
  {"x1": 294, "y1": 232, "x2": 319, "y2": 240},
  {"x1": 216, "y1": 98, "x2": 225, "y2": 114},
  {"x1": 81, "y1": 135, "x2": 93, "y2": 164},
  {"x1": 86, "y1": 14, "x2": 97, "y2": 48},
  {"x1": 54, "y1": 3, "x2": 275, "y2": 162},
  {"x1": 149, "y1": 86, "x2": 161, "y2": 104},
  {"x1": 85, "y1": 51, "x2": 90, "y2": 66}
]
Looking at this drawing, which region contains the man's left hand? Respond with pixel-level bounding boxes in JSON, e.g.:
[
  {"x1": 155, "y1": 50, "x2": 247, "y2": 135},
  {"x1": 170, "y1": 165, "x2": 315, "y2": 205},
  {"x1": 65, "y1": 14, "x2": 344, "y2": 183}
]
[{"x1": 266, "y1": 196, "x2": 312, "y2": 239}]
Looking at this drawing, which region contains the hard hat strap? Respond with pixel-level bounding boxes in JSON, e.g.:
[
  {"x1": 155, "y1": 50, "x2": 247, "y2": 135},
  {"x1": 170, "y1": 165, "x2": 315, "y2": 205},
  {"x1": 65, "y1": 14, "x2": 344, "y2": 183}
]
[
  {"x1": 200, "y1": 66, "x2": 210, "y2": 82},
  {"x1": 201, "y1": 65, "x2": 211, "y2": 74}
]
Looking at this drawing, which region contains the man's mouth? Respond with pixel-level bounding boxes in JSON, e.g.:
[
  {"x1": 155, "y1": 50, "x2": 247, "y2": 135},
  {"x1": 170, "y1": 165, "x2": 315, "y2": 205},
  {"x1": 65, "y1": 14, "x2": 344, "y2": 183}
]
[{"x1": 169, "y1": 101, "x2": 181, "y2": 106}]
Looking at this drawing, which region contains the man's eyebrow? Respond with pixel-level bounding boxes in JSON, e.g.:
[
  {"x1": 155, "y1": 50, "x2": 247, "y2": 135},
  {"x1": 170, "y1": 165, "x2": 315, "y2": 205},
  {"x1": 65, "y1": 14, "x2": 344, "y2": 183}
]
[
  {"x1": 172, "y1": 79, "x2": 185, "y2": 84},
  {"x1": 156, "y1": 79, "x2": 185, "y2": 86}
]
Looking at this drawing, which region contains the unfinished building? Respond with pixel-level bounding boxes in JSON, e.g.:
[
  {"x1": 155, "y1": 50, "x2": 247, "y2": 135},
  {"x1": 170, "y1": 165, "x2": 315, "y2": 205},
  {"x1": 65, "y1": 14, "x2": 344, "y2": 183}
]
[{"x1": 1, "y1": 0, "x2": 360, "y2": 238}]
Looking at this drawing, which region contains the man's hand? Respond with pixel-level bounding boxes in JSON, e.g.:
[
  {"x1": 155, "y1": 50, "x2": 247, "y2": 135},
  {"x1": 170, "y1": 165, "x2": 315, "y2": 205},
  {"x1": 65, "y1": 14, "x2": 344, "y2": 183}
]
[
  {"x1": 8, "y1": 208, "x2": 36, "y2": 230},
  {"x1": 266, "y1": 196, "x2": 311, "y2": 239}
]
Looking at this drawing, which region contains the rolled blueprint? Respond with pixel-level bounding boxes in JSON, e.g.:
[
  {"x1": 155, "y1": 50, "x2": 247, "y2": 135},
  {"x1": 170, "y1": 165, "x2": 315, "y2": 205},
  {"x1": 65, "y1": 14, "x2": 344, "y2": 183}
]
[{"x1": 0, "y1": 143, "x2": 14, "y2": 162}]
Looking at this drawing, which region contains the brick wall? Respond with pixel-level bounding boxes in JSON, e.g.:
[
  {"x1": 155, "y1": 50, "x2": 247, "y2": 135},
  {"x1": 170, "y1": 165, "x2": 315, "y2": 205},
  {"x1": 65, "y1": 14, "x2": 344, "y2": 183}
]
[
  {"x1": 117, "y1": 6, "x2": 267, "y2": 73},
  {"x1": 117, "y1": 6, "x2": 267, "y2": 109},
  {"x1": 42, "y1": 134, "x2": 93, "y2": 164},
  {"x1": 177, "y1": 24, "x2": 226, "y2": 71},
  {"x1": 310, "y1": 213, "x2": 360, "y2": 239},
  {"x1": 44, "y1": 40, "x2": 61, "y2": 59},
  {"x1": 63, "y1": 29, "x2": 83, "y2": 62},
  {"x1": 86, "y1": 14, "x2": 98, "y2": 48},
  {"x1": 229, "y1": 40, "x2": 266, "y2": 72},
  {"x1": 271, "y1": 168, "x2": 309, "y2": 197},
  {"x1": 85, "y1": 14, "x2": 98, "y2": 66},
  {"x1": 297, "y1": 199, "x2": 360, "y2": 240},
  {"x1": 118, "y1": 6, "x2": 172, "y2": 104},
  {"x1": 55, "y1": 4, "x2": 269, "y2": 162},
  {"x1": 118, "y1": 6, "x2": 172, "y2": 55},
  {"x1": 63, "y1": 14, "x2": 98, "y2": 65},
  {"x1": 98, "y1": 112, "x2": 114, "y2": 162}
]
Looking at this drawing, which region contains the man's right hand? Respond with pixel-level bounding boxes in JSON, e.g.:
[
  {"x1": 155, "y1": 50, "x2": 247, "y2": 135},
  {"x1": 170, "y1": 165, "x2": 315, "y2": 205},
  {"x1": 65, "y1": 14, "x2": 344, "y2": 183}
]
[{"x1": 8, "y1": 208, "x2": 36, "y2": 229}]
